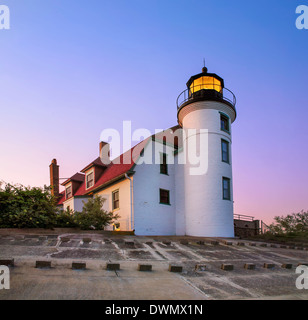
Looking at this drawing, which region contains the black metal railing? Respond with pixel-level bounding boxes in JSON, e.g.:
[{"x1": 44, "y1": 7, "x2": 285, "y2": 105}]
[
  {"x1": 177, "y1": 84, "x2": 236, "y2": 110},
  {"x1": 234, "y1": 214, "x2": 255, "y2": 222},
  {"x1": 260, "y1": 220, "x2": 271, "y2": 234}
]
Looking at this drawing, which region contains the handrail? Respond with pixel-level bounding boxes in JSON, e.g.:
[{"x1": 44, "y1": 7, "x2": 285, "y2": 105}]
[
  {"x1": 260, "y1": 220, "x2": 270, "y2": 234},
  {"x1": 177, "y1": 84, "x2": 236, "y2": 110},
  {"x1": 234, "y1": 214, "x2": 255, "y2": 221}
]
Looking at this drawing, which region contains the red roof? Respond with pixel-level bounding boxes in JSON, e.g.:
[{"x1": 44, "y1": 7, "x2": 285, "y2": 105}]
[
  {"x1": 57, "y1": 126, "x2": 180, "y2": 205},
  {"x1": 80, "y1": 157, "x2": 107, "y2": 173},
  {"x1": 61, "y1": 172, "x2": 85, "y2": 186},
  {"x1": 57, "y1": 191, "x2": 66, "y2": 205},
  {"x1": 58, "y1": 139, "x2": 148, "y2": 204}
]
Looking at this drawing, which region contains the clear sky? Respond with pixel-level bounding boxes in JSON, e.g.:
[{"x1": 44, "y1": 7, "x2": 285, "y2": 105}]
[{"x1": 1, "y1": 0, "x2": 307, "y2": 225}]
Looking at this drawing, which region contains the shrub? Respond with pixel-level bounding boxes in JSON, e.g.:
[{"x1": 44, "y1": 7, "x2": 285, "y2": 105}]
[
  {"x1": 73, "y1": 195, "x2": 119, "y2": 230},
  {"x1": 55, "y1": 207, "x2": 77, "y2": 228},
  {"x1": 0, "y1": 182, "x2": 119, "y2": 230},
  {"x1": 0, "y1": 182, "x2": 57, "y2": 228}
]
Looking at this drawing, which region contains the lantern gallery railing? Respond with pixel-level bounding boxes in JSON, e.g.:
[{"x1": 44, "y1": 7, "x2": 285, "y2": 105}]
[{"x1": 177, "y1": 84, "x2": 236, "y2": 110}]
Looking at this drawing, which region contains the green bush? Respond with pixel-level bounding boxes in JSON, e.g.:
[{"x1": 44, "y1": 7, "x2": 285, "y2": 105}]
[
  {"x1": 55, "y1": 207, "x2": 77, "y2": 228},
  {"x1": 0, "y1": 182, "x2": 119, "y2": 230},
  {"x1": 73, "y1": 196, "x2": 119, "y2": 230},
  {"x1": 0, "y1": 182, "x2": 57, "y2": 228}
]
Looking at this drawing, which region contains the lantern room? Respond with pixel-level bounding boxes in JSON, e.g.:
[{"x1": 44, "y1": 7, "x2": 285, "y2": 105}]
[
  {"x1": 176, "y1": 66, "x2": 236, "y2": 116},
  {"x1": 186, "y1": 66, "x2": 224, "y2": 95}
]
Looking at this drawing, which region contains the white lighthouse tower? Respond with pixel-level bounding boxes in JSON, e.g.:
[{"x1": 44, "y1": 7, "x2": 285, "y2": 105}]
[{"x1": 177, "y1": 66, "x2": 237, "y2": 237}]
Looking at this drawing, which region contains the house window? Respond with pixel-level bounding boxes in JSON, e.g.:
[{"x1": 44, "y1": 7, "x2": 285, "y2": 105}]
[
  {"x1": 220, "y1": 114, "x2": 230, "y2": 132},
  {"x1": 160, "y1": 153, "x2": 168, "y2": 175},
  {"x1": 112, "y1": 190, "x2": 119, "y2": 210},
  {"x1": 221, "y1": 139, "x2": 230, "y2": 163},
  {"x1": 222, "y1": 177, "x2": 231, "y2": 200},
  {"x1": 66, "y1": 186, "x2": 72, "y2": 199},
  {"x1": 159, "y1": 188, "x2": 170, "y2": 205},
  {"x1": 86, "y1": 171, "x2": 94, "y2": 189}
]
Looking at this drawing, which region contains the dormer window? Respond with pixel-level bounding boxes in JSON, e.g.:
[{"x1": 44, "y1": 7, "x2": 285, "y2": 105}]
[
  {"x1": 66, "y1": 185, "x2": 72, "y2": 199},
  {"x1": 86, "y1": 171, "x2": 94, "y2": 189}
]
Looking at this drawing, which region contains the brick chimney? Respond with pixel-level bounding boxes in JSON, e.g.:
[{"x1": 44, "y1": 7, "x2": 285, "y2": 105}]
[
  {"x1": 99, "y1": 141, "x2": 110, "y2": 165},
  {"x1": 49, "y1": 159, "x2": 59, "y2": 198}
]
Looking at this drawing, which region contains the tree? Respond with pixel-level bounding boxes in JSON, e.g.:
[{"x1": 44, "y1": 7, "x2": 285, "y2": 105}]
[
  {"x1": 73, "y1": 195, "x2": 119, "y2": 230},
  {"x1": 268, "y1": 210, "x2": 308, "y2": 234}
]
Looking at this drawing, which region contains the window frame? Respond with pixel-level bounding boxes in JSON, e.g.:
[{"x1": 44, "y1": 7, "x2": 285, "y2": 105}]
[
  {"x1": 160, "y1": 152, "x2": 168, "y2": 175},
  {"x1": 221, "y1": 139, "x2": 230, "y2": 164},
  {"x1": 112, "y1": 189, "x2": 120, "y2": 211},
  {"x1": 220, "y1": 113, "x2": 230, "y2": 133},
  {"x1": 85, "y1": 170, "x2": 94, "y2": 189},
  {"x1": 159, "y1": 188, "x2": 170, "y2": 205},
  {"x1": 65, "y1": 185, "x2": 72, "y2": 199},
  {"x1": 222, "y1": 177, "x2": 231, "y2": 201}
]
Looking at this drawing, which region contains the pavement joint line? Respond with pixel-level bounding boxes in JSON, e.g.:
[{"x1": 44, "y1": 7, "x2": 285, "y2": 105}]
[
  {"x1": 152, "y1": 243, "x2": 178, "y2": 261},
  {"x1": 110, "y1": 240, "x2": 127, "y2": 260},
  {"x1": 205, "y1": 271, "x2": 261, "y2": 299},
  {"x1": 173, "y1": 243, "x2": 207, "y2": 261},
  {"x1": 179, "y1": 275, "x2": 211, "y2": 299},
  {"x1": 143, "y1": 243, "x2": 167, "y2": 260}
]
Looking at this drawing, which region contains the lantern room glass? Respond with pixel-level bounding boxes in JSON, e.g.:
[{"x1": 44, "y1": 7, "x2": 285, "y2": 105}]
[{"x1": 189, "y1": 76, "x2": 222, "y2": 94}]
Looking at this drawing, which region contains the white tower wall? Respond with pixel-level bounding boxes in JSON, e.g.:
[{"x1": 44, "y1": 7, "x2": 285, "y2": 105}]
[{"x1": 178, "y1": 100, "x2": 235, "y2": 237}]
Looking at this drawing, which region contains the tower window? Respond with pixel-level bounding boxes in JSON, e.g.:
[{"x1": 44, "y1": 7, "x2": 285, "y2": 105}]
[
  {"x1": 221, "y1": 139, "x2": 230, "y2": 163},
  {"x1": 220, "y1": 114, "x2": 230, "y2": 132},
  {"x1": 86, "y1": 171, "x2": 94, "y2": 189},
  {"x1": 222, "y1": 177, "x2": 231, "y2": 200},
  {"x1": 159, "y1": 188, "x2": 170, "y2": 205},
  {"x1": 160, "y1": 153, "x2": 168, "y2": 175},
  {"x1": 112, "y1": 189, "x2": 119, "y2": 210}
]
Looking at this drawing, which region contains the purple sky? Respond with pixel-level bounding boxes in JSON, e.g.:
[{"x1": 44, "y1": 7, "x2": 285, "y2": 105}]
[{"x1": 1, "y1": 0, "x2": 307, "y2": 225}]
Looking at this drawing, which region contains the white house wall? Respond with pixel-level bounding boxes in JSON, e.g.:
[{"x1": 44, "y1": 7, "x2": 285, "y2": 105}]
[
  {"x1": 63, "y1": 198, "x2": 74, "y2": 211},
  {"x1": 74, "y1": 197, "x2": 89, "y2": 212},
  {"x1": 63, "y1": 197, "x2": 89, "y2": 212},
  {"x1": 95, "y1": 179, "x2": 131, "y2": 231},
  {"x1": 133, "y1": 140, "x2": 176, "y2": 236}
]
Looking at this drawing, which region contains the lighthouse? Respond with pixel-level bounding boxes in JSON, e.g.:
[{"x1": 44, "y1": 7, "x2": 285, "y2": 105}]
[{"x1": 177, "y1": 66, "x2": 237, "y2": 237}]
